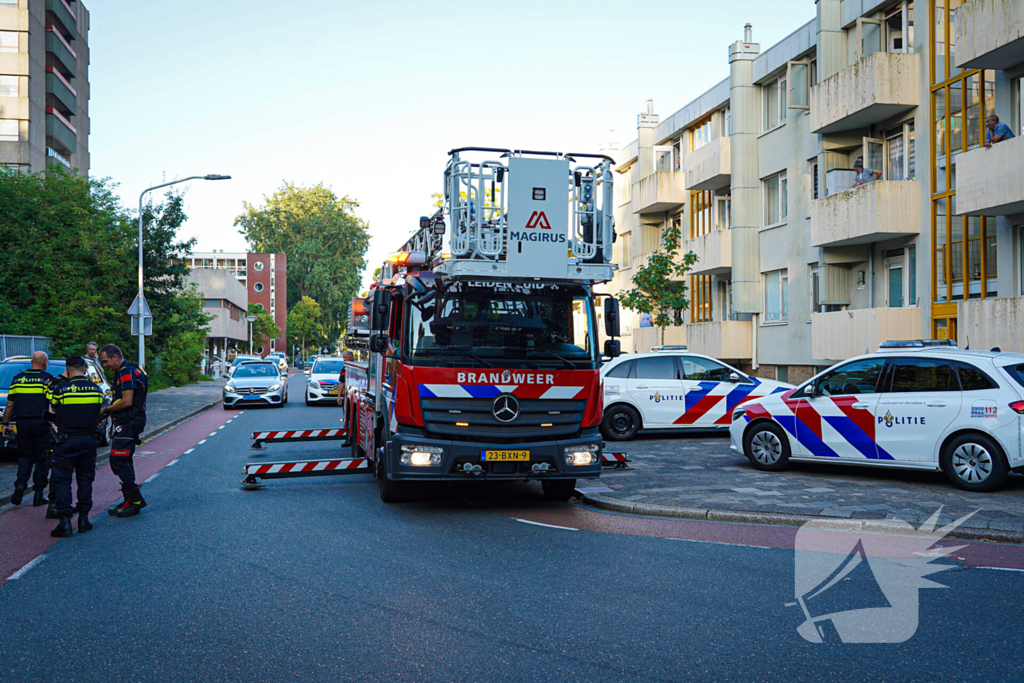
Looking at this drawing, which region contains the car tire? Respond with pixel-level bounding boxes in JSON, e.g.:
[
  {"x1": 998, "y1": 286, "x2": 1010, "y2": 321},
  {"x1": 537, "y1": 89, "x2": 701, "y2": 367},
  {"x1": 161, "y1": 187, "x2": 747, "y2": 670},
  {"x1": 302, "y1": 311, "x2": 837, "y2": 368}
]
[
  {"x1": 97, "y1": 417, "x2": 112, "y2": 447},
  {"x1": 601, "y1": 404, "x2": 641, "y2": 441},
  {"x1": 378, "y1": 441, "x2": 408, "y2": 503},
  {"x1": 541, "y1": 479, "x2": 577, "y2": 502},
  {"x1": 942, "y1": 432, "x2": 1008, "y2": 492},
  {"x1": 743, "y1": 421, "x2": 790, "y2": 471},
  {"x1": 305, "y1": 397, "x2": 313, "y2": 407}
]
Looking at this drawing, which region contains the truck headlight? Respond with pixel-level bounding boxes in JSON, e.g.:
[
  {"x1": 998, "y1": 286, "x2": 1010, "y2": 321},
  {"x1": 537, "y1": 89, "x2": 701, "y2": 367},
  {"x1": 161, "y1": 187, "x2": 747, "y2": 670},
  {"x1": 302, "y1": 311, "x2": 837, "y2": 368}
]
[
  {"x1": 224, "y1": 385, "x2": 236, "y2": 393},
  {"x1": 564, "y1": 443, "x2": 600, "y2": 466},
  {"x1": 400, "y1": 444, "x2": 443, "y2": 466}
]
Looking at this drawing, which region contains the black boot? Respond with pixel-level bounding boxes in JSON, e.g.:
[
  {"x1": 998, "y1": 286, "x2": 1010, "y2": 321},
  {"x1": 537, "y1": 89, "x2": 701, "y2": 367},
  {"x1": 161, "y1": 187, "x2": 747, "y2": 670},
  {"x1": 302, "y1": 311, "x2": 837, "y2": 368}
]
[
  {"x1": 77, "y1": 512, "x2": 92, "y2": 533},
  {"x1": 107, "y1": 485, "x2": 128, "y2": 516},
  {"x1": 114, "y1": 485, "x2": 145, "y2": 517},
  {"x1": 45, "y1": 500, "x2": 58, "y2": 519},
  {"x1": 50, "y1": 516, "x2": 73, "y2": 538},
  {"x1": 9, "y1": 487, "x2": 25, "y2": 506},
  {"x1": 32, "y1": 491, "x2": 46, "y2": 507}
]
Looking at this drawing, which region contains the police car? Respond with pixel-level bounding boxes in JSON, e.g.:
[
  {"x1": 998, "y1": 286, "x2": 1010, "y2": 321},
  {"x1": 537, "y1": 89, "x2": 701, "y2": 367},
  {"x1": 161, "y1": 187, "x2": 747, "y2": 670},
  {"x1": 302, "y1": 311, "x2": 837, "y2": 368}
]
[
  {"x1": 730, "y1": 340, "x2": 1024, "y2": 492},
  {"x1": 305, "y1": 356, "x2": 346, "y2": 406},
  {"x1": 600, "y1": 346, "x2": 793, "y2": 440}
]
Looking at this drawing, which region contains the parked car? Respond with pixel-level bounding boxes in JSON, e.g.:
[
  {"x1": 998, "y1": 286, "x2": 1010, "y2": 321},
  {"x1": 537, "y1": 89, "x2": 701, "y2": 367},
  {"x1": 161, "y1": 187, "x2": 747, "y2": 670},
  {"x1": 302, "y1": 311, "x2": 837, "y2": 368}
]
[
  {"x1": 226, "y1": 355, "x2": 261, "y2": 378},
  {"x1": 305, "y1": 357, "x2": 346, "y2": 406},
  {"x1": 266, "y1": 352, "x2": 289, "y2": 375},
  {"x1": 223, "y1": 361, "x2": 288, "y2": 409},
  {"x1": 599, "y1": 347, "x2": 792, "y2": 440},
  {"x1": 732, "y1": 340, "x2": 1024, "y2": 492}
]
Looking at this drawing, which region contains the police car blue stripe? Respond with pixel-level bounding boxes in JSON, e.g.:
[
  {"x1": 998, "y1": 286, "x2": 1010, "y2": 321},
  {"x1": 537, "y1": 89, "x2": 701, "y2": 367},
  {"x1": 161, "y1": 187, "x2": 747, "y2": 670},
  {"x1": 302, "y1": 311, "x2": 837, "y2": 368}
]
[
  {"x1": 823, "y1": 416, "x2": 881, "y2": 460},
  {"x1": 788, "y1": 419, "x2": 841, "y2": 458},
  {"x1": 724, "y1": 384, "x2": 758, "y2": 414},
  {"x1": 685, "y1": 382, "x2": 717, "y2": 413}
]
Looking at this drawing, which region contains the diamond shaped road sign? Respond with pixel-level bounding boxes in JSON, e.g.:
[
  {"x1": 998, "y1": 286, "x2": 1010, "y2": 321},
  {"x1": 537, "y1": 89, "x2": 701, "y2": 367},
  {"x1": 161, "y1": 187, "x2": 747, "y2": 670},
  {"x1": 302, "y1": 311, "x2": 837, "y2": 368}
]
[{"x1": 127, "y1": 293, "x2": 152, "y2": 318}]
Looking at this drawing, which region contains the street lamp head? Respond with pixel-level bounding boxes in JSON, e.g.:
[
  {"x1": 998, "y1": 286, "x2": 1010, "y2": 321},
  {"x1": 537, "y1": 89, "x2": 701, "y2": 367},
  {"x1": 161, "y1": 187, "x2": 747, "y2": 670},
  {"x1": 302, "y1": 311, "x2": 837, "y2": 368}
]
[
  {"x1": 246, "y1": 315, "x2": 258, "y2": 323},
  {"x1": 204, "y1": 174, "x2": 231, "y2": 181}
]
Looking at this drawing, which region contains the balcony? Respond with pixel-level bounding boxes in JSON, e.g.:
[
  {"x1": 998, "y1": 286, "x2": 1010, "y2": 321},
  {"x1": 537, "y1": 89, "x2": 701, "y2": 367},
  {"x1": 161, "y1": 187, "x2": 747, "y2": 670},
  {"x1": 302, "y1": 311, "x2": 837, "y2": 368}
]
[
  {"x1": 809, "y1": 52, "x2": 918, "y2": 134},
  {"x1": 45, "y1": 68, "x2": 77, "y2": 114},
  {"x1": 632, "y1": 172, "x2": 687, "y2": 215},
  {"x1": 46, "y1": 0, "x2": 77, "y2": 40},
  {"x1": 958, "y1": 297, "x2": 1024, "y2": 354},
  {"x1": 811, "y1": 308, "x2": 921, "y2": 362},
  {"x1": 954, "y1": 137, "x2": 1024, "y2": 216},
  {"x1": 45, "y1": 29, "x2": 76, "y2": 79},
  {"x1": 46, "y1": 110, "x2": 76, "y2": 154},
  {"x1": 954, "y1": 0, "x2": 1024, "y2": 69},
  {"x1": 810, "y1": 180, "x2": 920, "y2": 248},
  {"x1": 682, "y1": 229, "x2": 732, "y2": 276},
  {"x1": 631, "y1": 325, "x2": 686, "y2": 354},
  {"x1": 684, "y1": 137, "x2": 731, "y2": 192},
  {"x1": 686, "y1": 320, "x2": 752, "y2": 360}
]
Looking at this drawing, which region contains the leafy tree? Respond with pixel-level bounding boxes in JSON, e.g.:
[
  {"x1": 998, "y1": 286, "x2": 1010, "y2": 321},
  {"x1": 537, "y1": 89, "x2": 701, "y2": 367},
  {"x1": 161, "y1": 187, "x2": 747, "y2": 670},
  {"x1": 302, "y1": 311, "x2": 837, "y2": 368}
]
[
  {"x1": 235, "y1": 183, "x2": 370, "y2": 341},
  {"x1": 246, "y1": 303, "x2": 279, "y2": 354},
  {"x1": 619, "y1": 224, "x2": 698, "y2": 344},
  {"x1": 286, "y1": 296, "x2": 323, "y2": 360}
]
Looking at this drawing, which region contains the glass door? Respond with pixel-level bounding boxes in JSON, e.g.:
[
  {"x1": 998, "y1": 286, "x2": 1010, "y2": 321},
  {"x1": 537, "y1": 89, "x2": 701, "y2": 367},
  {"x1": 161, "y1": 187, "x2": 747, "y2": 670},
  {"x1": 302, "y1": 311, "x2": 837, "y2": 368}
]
[{"x1": 888, "y1": 263, "x2": 905, "y2": 307}]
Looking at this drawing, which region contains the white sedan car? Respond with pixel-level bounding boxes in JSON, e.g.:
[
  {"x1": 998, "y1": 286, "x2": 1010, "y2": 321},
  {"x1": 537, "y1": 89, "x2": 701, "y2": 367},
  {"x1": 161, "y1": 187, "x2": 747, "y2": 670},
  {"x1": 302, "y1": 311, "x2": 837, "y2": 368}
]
[
  {"x1": 600, "y1": 348, "x2": 792, "y2": 440},
  {"x1": 731, "y1": 342, "x2": 1024, "y2": 492},
  {"x1": 305, "y1": 357, "x2": 346, "y2": 406}
]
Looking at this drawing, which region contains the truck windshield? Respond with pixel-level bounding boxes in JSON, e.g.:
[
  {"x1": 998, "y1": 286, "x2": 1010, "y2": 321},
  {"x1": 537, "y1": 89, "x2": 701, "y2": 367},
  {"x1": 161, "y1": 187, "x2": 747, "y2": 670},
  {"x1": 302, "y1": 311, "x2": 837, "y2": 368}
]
[{"x1": 405, "y1": 289, "x2": 597, "y2": 366}]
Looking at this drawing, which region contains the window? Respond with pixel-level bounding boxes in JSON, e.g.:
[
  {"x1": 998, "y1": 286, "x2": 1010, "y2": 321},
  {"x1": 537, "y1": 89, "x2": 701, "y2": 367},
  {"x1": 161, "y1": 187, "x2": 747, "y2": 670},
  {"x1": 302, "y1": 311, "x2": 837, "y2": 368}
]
[
  {"x1": 889, "y1": 358, "x2": 957, "y2": 392},
  {"x1": 763, "y1": 75, "x2": 786, "y2": 131},
  {"x1": 724, "y1": 108, "x2": 732, "y2": 137},
  {"x1": 762, "y1": 171, "x2": 787, "y2": 227},
  {"x1": 0, "y1": 119, "x2": 18, "y2": 142},
  {"x1": 956, "y1": 363, "x2": 997, "y2": 391},
  {"x1": 1004, "y1": 363, "x2": 1024, "y2": 390},
  {"x1": 680, "y1": 357, "x2": 739, "y2": 382},
  {"x1": 777, "y1": 366, "x2": 789, "y2": 383},
  {"x1": 0, "y1": 32, "x2": 19, "y2": 53},
  {"x1": 606, "y1": 361, "x2": 633, "y2": 378},
  {"x1": 0, "y1": 75, "x2": 17, "y2": 98},
  {"x1": 764, "y1": 269, "x2": 788, "y2": 323},
  {"x1": 634, "y1": 356, "x2": 680, "y2": 380},
  {"x1": 690, "y1": 190, "x2": 714, "y2": 238},
  {"x1": 787, "y1": 60, "x2": 810, "y2": 109},
  {"x1": 810, "y1": 266, "x2": 842, "y2": 313},
  {"x1": 619, "y1": 231, "x2": 631, "y2": 267},
  {"x1": 253, "y1": 282, "x2": 264, "y2": 292},
  {"x1": 716, "y1": 196, "x2": 731, "y2": 230},
  {"x1": 690, "y1": 116, "x2": 712, "y2": 151},
  {"x1": 201, "y1": 299, "x2": 221, "y2": 308},
  {"x1": 673, "y1": 138, "x2": 683, "y2": 171},
  {"x1": 908, "y1": 245, "x2": 917, "y2": 305},
  {"x1": 809, "y1": 159, "x2": 819, "y2": 200},
  {"x1": 691, "y1": 275, "x2": 713, "y2": 323},
  {"x1": 253, "y1": 261, "x2": 264, "y2": 272},
  {"x1": 817, "y1": 358, "x2": 886, "y2": 396}
]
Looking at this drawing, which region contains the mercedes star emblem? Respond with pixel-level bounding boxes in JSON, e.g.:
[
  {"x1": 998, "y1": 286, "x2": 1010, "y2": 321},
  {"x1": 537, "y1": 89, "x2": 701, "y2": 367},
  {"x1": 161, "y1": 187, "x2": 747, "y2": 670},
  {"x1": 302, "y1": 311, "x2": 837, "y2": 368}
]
[{"x1": 492, "y1": 394, "x2": 521, "y2": 423}]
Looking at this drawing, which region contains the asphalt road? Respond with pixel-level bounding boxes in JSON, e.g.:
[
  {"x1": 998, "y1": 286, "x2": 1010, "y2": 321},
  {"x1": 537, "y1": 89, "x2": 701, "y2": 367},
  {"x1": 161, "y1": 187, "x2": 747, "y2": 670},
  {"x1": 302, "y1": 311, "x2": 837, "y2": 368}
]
[{"x1": 1, "y1": 373, "x2": 1023, "y2": 682}]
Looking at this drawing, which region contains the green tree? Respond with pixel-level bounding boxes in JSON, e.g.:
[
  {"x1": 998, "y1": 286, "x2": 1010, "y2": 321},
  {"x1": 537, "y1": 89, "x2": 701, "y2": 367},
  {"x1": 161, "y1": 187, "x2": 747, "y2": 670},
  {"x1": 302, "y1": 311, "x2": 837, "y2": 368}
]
[
  {"x1": 235, "y1": 183, "x2": 370, "y2": 341},
  {"x1": 286, "y1": 296, "x2": 324, "y2": 360},
  {"x1": 246, "y1": 303, "x2": 280, "y2": 354},
  {"x1": 619, "y1": 224, "x2": 698, "y2": 344}
]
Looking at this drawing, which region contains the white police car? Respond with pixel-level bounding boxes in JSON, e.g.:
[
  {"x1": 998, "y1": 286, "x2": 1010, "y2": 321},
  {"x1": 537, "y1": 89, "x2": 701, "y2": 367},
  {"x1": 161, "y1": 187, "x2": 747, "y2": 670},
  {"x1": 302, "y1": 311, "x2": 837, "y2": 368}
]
[
  {"x1": 305, "y1": 356, "x2": 347, "y2": 406},
  {"x1": 600, "y1": 346, "x2": 793, "y2": 440},
  {"x1": 730, "y1": 340, "x2": 1024, "y2": 492}
]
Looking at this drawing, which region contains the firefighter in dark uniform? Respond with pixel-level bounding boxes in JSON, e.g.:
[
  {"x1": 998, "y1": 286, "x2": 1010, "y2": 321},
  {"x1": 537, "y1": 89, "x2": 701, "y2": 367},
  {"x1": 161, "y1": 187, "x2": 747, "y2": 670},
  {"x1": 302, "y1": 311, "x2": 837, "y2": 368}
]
[
  {"x1": 97, "y1": 344, "x2": 149, "y2": 517},
  {"x1": 1, "y1": 351, "x2": 56, "y2": 508},
  {"x1": 46, "y1": 356, "x2": 104, "y2": 537}
]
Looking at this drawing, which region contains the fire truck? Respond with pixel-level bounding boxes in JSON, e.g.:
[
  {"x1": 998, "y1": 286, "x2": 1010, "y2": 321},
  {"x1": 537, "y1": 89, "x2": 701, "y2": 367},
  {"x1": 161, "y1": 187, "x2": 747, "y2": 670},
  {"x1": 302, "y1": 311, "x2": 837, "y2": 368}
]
[{"x1": 352, "y1": 147, "x2": 622, "y2": 502}]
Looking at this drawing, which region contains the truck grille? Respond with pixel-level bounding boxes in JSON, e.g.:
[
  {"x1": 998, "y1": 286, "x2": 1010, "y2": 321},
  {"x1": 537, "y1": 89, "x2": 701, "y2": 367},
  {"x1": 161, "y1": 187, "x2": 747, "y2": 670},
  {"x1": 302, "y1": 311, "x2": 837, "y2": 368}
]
[{"x1": 420, "y1": 397, "x2": 586, "y2": 442}]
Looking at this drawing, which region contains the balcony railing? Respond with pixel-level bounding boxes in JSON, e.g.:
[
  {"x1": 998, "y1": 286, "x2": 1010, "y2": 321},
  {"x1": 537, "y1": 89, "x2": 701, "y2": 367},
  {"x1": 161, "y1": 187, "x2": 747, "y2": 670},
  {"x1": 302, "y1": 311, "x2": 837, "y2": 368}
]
[
  {"x1": 810, "y1": 180, "x2": 920, "y2": 248},
  {"x1": 45, "y1": 0, "x2": 77, "y2": 40},
  {"x1": 958, "y1": 297, "x2": 1024, "y2": 354},
  {"x1": 682, "y1": 229, "x2": 732, "y2": 276},
  {"x1": 632, "y1": 172, "x2": 687, "y2": 215},
  {"x1": 954, "y1": 0, "x2": 1024, "y2": 69},
  {"x1": 686, "y1": 320, "x2": 752, "y2": 360},
  {"x1": 45, "y1": 67, "x2": 76, "y2": 114},
  {"x1": 631, "y1": 325, "x2": 686, "y2": 354},
  {"x1": 954, "y1": 136, "x2": 1024, "y2": 216},
  {"x1": 811, "y1": 308, "x2": 921, "y2": 362},
  {"x1": 46, "y1": 109, "x2": 76, "y2": 154},
  {"x1": 684, "y1": 137, "x2": 730, "y2": 192},
  {"x1": 810, "y1": 52, "x2": 918, "y2": 134},
  {"x1": 45, "y1": 28, "x2": 77, "y2": 79}
]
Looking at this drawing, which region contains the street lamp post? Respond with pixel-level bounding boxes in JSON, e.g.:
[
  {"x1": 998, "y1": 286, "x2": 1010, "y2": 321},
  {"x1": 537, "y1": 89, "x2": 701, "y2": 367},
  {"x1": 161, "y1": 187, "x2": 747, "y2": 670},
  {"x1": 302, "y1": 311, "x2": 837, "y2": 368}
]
[
  {"x1": 246, "y1": 315, "x2": 258, "y2": 355},
  {"x1": 136, "y1": 174, "x2": 231, "y2": 369}
]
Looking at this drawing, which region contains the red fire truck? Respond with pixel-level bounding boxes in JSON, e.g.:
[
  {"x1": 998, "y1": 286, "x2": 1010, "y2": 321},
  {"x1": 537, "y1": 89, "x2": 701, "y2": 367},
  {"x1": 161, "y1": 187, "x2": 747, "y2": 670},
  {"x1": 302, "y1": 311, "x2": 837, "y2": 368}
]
[{"x1": 351, "y1": 148, "x2": 622, "y2": 502}]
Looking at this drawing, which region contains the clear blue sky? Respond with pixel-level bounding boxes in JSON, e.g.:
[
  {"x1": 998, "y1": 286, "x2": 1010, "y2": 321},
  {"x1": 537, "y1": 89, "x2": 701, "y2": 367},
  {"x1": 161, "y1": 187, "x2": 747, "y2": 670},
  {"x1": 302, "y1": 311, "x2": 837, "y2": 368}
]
[{"x1": 88, "y1": 0, "x2": 815, "y2": 288}]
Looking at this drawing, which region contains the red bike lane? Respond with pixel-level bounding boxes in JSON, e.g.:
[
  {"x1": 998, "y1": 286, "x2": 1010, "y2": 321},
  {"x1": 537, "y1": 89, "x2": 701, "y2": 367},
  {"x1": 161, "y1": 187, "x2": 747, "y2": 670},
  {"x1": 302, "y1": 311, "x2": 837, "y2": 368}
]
[{"x1": 0, "y1": 407, "x2": 235, "y2": 585}]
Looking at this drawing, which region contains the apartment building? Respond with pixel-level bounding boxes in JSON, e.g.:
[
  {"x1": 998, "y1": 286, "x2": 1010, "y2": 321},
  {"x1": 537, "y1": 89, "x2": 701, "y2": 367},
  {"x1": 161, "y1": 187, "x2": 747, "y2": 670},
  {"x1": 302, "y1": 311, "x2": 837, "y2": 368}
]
[
  {"x1": 0, "y1": 0, "x2": 89, "y2": 174},
  {"x1": 187, "y1": 268, "x2": 249, "y2": 368},
  {"x1": 610, "y1": 0, "x2": 1024, "y2": 383}
]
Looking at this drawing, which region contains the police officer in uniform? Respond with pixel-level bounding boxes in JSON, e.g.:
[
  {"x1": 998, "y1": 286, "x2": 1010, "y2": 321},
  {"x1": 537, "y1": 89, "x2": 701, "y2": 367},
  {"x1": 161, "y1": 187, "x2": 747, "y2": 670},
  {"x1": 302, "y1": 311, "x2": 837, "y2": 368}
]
[
  {"x1": 1, "y1": 352, "x2": 56, "y2": 508},
  {"x1": 97, "y1": 344, "x2": 149, "y2": 517},
  {"x1": 46, "y1": 356, "x2": 104, "y2": 537}
]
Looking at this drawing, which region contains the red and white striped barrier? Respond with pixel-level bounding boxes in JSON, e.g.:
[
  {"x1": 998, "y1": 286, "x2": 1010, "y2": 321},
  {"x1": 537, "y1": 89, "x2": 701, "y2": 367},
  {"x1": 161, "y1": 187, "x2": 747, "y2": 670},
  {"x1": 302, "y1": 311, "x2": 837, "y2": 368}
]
[
  {"x1": 240, "y1": 457, "x2": 370, "y2": 489},
  {"x1": 601, "y1": 452, "x2": 631, "y2": 468},
  {"x1": 250, "y1": 428, "x2": 347, "y2": 450}
]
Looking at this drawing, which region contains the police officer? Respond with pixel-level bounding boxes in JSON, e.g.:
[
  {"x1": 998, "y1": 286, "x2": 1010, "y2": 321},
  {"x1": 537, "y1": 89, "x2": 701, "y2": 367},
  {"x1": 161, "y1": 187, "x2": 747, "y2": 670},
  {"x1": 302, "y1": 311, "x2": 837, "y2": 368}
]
[
  {"x1": 97, "y1": 344, "x2": 149, "y2": 517},
  {"x1": 46, "y1": 356, "x2": 104, "y2": 537},
  {"x1": 1, "y1": 351, "x2": 56, "y2": 508}
]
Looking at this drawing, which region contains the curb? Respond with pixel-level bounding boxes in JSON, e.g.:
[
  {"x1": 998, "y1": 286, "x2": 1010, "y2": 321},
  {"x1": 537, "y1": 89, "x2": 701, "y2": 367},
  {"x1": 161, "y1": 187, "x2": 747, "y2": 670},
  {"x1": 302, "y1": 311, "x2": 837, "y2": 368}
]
[
  {"x1": 580, "y1": 493, "x2": 1024, "y2": 546},
  {"x1": 0, "y1": 397, "x2": 222, "y2": 508}
]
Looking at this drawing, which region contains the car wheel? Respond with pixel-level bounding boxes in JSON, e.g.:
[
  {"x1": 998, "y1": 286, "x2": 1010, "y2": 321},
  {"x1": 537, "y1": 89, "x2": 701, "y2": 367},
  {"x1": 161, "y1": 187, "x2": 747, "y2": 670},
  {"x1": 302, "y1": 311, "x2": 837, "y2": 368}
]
[
  {"x1": 98, "y1": 417, "x2": 112, "y2": 447},
  {"x1": 743, "y1": 421, "x2": 790, "y2": 471},
  {"x1": 942, "y1": 433, "x2": 1008, "y2": 492},
  {"x1": 541, "y1": 479, "x2": 577, "y2": 502},
  {"x1": 601, "y1": 404, "x2": 641, "y2": 441}
]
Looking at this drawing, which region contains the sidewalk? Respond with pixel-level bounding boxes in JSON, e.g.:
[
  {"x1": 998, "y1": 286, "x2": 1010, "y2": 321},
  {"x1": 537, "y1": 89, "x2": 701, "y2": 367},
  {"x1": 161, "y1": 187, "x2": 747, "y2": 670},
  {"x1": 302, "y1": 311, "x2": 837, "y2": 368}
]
[
  {"x1": 581, "y1": 433, "x2": 1024, "y2": 544},
  {"x1": 0, "y1": 380, "x2": 225, "y2": 507}
]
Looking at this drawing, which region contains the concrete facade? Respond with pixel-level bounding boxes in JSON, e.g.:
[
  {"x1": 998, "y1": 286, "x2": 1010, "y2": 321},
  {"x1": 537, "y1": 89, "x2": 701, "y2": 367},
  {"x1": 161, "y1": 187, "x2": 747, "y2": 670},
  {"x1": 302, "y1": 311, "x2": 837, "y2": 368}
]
[
  {"x1": 0, "y1": 0, "x2": 89, "y2": 174},
  {"x1": 608, "y1": 0, "x2": 1024, "y2": 379},
  {"x1": 187, "y1": 269, "x2": 248, "y2": 366}
]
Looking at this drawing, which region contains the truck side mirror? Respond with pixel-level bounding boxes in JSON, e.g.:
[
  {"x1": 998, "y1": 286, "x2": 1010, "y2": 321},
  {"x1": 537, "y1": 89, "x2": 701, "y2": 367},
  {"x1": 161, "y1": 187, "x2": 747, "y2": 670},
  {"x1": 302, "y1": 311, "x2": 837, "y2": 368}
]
[
  {"x1": 604, "y1": 298, "x2": 620, "y2": 338},
  {"x1": 369, "y1": 333, "x2": 389, "y2": 354},
  {"x1": 370, "y1": 290, "x2": 393, "y2": 332},
  {"x1": 603, "y1": 339, "x2": 621, "y2": 359}
]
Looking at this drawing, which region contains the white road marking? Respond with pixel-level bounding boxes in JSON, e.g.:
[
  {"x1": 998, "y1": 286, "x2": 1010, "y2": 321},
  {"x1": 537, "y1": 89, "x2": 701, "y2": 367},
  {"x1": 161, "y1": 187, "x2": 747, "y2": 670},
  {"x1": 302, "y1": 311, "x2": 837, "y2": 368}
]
[
  {"x1": 8, "y1": 554, "x2": 47, "y2": 581},
  {"x1": 166, "y1": 459, "x2": 179, "y2": 466},
  {"x1": 513, "y1": 518, "x2": 578, "y2": 532},
  {"x1": 208, "y1": 432, "x2": 217, "y2": 437},
  {"x1": 218, "y1": 425, "x2": 225, "y2": 430},
  {"x1": 144, "y1": 472, "x2": 160, "y2": 483},
  {"x1": 976, "y1": 566, "x2": 1024, "y2": 573},
  {"x1": 183, "y1": 448, "x2": 194, "y2": 455},
  {"x1": 197, "y1": 440, "x2": 206, "y2": 445},
  {"x1": 667, "y1": 537, "x2": 773, "y2": 550}
]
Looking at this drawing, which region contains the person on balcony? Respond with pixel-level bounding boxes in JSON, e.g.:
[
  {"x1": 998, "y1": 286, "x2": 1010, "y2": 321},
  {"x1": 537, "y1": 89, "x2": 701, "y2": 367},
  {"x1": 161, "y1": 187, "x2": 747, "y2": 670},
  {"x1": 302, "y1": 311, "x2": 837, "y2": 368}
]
[
  {"x1": 852, "y1": 159, "x2": 881, "y2": 187},
  {"x1": 984, "y1": 115, "x2": 1015, "y2": 147}
]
